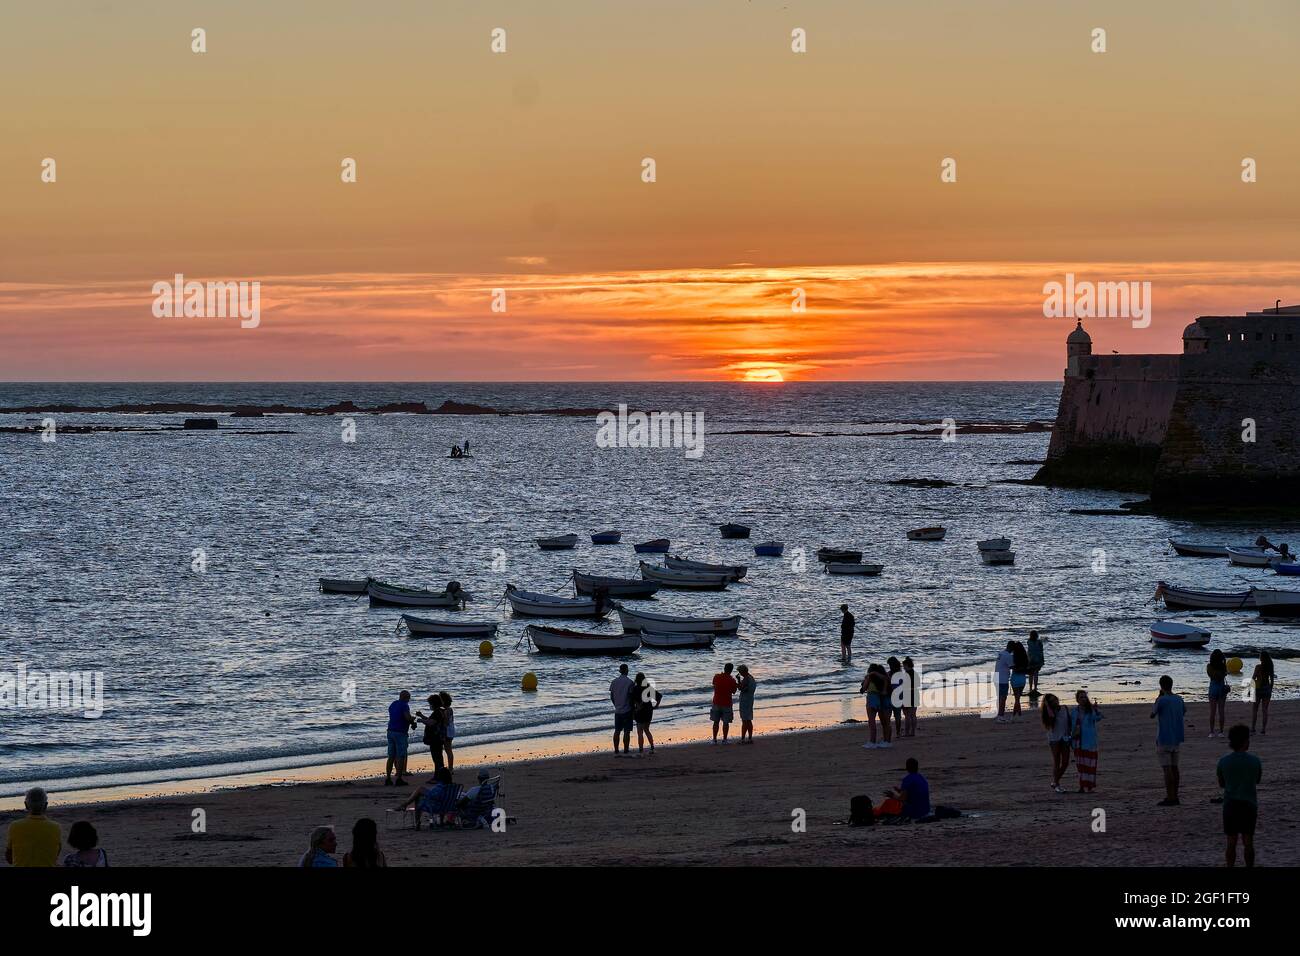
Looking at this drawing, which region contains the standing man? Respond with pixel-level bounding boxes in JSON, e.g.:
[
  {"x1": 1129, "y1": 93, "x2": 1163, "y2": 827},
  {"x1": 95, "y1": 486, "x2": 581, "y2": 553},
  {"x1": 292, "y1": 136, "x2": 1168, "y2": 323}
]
[
  {"x1": 4, "y1": 787, "x2": 61, "y2": 867},
  {"x1": 1151, "y1": 675, "x2": 1186, "y2": 806},
  {"x1": 386, "y1": 690, "x2": 416, "y2": 786},
  {"x1": 994, "y1": 642, "x2": 1014, "y2": 722},
  {"x1": 1217, "y1": 725, "x2": 1262, "y2": 867},
  {"x1": 839, "y1": 604, "x2": 855, "y2": 664},
  {"x1": 610, "y1": 663, "x2": 635, "y2": 755},
  {"x1": 1027, "y1": 630, "x2": 1045, "y2": 695},
  {"x1": 711, "y1": 663, "x2": 739, "y2": 743}
]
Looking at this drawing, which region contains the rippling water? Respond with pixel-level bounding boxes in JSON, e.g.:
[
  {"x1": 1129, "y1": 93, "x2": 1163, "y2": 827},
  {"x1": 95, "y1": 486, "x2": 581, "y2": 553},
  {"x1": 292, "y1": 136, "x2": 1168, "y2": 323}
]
[{"x1": 2, "y1": 382, "x2": 1296, "y2": 793}]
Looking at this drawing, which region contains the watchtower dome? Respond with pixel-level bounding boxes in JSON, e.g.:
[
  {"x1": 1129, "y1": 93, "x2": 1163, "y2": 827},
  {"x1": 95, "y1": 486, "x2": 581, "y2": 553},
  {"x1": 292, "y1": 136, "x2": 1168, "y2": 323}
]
[
  {"x1": 1066, "y1": 320, "x2": 1092, "y2": 376},
  {"x1": 1182, "y1": 320, "x2": 1210, "y2": 355}
]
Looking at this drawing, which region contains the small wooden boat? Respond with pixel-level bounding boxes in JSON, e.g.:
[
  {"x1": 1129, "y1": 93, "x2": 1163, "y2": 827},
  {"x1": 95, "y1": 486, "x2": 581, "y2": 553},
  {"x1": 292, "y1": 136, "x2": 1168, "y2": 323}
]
[
  {"x1": 1149, "y1": 621, "x2": 1211, "y2": 647},
  {"x1": 368, "y1": 580, "x2": 469, "y2": 608},
  {"x1": 1227, "y1": 547, "x2": 1281, "y2": 568},
  {"x1": 817, "y1": 547, "x2": 863, "y2": 563},
  {"x1": 907, "y1": 527, "x2": 947, "y2": 542},
  {"x1": 1275, "y1": 562, "x2": 1300, "y2": 576},
  {"x1": 1249, "y1": 587, "x2": 1300, "y2": 618},
  {"x1": 525, "y1": 625, "x2": 641, "y2": 655},
  {"x1": 319, "y1": 577, "x2": 369, "y2": 594},
  {"x1": 536, "y1": 533, "x2": 579, "y2": 551},
  {"x1": 976, "y1": 537, "x2": 1011, "y2": 552},
  {"x1": 1169, "y1": 539, "x2": 1231, "y2": 558},
  {"x1": 664, "y1": 554, "x2": 747, "y2": 580},
  {"x1": 719, "y1": 523, "x2": 751, "y2": 539},
  {"x1": 613, "y1": 601, "x2": 740, "y2": 635},
  {"x1": 1154, "y1": 582, "x2": 1253, "y2": 611},
  {"x1": 506, "y1": 584, "x2": 608, "y2": 617},
  {"x1": 633, "y1": 538, "x2": 671, "y2": 554},
  {"x1": 753, "y1": 541, "x2": 784, "y2": 557},
  {"x1": 980, "y1": 549, "x2": 1016, "y2": 565},
  {"x1": 639, "y1": 561, "x2": 730, "y2": 590},
  {"x1": 824, "y1": 561, "x2": 883, "y2": 576},
  {"x1": 590, "y1": 531, "x2": 623, "y2": 545},
  {"x1": 400, "y1": 615, "x2": 499, "y2": 639},
  {"x1": 571, "y1": 570, "x2": 660, "y2": 598},
  {"x1": 639, "y1": 628, "x2": 717, "y2": 649}
]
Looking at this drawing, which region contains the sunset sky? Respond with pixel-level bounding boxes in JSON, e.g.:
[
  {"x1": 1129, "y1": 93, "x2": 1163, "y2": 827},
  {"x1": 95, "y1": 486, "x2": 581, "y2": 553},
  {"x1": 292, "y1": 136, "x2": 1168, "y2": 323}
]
[{"x1": 4, "y1": 0, "x2": 1300, "y2": 381}]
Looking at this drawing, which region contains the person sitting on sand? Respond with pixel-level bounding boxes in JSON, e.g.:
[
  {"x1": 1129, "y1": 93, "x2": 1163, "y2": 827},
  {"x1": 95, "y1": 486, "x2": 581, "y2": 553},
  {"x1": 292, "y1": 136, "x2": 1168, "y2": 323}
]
[
  {"x1": 4, "y1": 787, "x2": 61, "y2": 867},
  {"x1": 1072, "y1": 691, "x2": 1103, "y2": 793},
  {"x1": 1252, "y1": 652, "x2": 1274, "y2": 735},
  {"x1": 457, "y1": 769, "x2": 499, "y2": 827},
  {"x1": 1216, "y1": 724, "x2": 1262, "y2": 868},
  {"x1": 62, "y1": 821, "x2": 108, "y2": 868},
  {"x1": 890, "y1": 758, "x2": 932, "y2": 821},
  {"x1": 299, "y1": 826, "x2": 338, "y2": 867},
  {"x1": 397, "y1": 767, "x2": 460, "y2": 829},
  {"x1": 736, "y1": 664, "x2": 756, "y2": 744},
  {"x1": 1207, "y1": 650, "x2": 1229, "y2": 739},
  {"x1": 1041, "y1": 694, "x2": 1072, "y2": 793},
  {"x1": 860, "y1": 663, "x2": 892, "y2": 749},
  {"x1": 711, "y1": 663, "x2": 739, "y2": 743},
  {"x1": 386, "y1": 690, "x2": 416, "y2": 786},
  {"x1": 1151, "y1": 675, "x2": 1186, "y2": 806},
  {"x1": 343, "y1": 817, "x2": 386, "y2": 868},
  {"x1": 610, "y1": 663, "x2": 635, "y2": 754},
  {"x1": 1027, "y1": 631, "x2": 1045, "y2": 695},
  {"x1": 839, "y1": 604, "x2": 855, "y2": 664},
  {"x1": 901, "y1": 657, "x2": 919, "y2": 737}
]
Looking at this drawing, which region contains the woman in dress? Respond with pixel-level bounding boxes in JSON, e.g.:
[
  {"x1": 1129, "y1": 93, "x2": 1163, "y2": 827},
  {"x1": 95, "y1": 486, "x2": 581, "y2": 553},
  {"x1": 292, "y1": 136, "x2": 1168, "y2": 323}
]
[
  {"x1": 61, "y1": 821, "x2": 108, "y2": 867},
  {"x1": 416, "y1": 694, "x2": 445, "y2": 773},
  {"x1": 1072, "y1": 691, "x2": 1103, "y2": 792},
  {"x1": 860, "y1": 663, "x2": 892, "y2": 748},
  {"x1": 1252, "y1": 651, "x2": 1275, "y2": 735},
  {"x1": 1040, "y1": 693, "x2": 1072, "y2": 793},
  {"x1": 1207, "y1": 649, "x2": 1229, "y2": 738},
  {"x1": 736, "y1": 664, "x2": 757, "y2": 743}
]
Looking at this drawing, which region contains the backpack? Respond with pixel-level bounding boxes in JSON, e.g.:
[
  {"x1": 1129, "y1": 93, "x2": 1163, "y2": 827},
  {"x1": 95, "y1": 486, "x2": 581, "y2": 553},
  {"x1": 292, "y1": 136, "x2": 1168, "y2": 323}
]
[{"x1": 849, "y1": 794, "x2": 875, "y2": 826}]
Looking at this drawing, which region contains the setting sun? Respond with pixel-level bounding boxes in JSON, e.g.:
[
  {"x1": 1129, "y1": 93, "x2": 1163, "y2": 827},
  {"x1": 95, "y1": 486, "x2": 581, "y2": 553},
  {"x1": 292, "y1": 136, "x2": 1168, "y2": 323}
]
[{"x1": 740, "y1": 368, "x2": 785, "y2": 383}]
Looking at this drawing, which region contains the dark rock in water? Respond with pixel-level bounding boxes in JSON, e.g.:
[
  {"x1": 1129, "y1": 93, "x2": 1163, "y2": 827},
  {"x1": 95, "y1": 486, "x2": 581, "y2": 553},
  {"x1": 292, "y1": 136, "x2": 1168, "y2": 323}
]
[
  {"x1": 432, "y1": 400, "x2": 497, "y2": 415},
  {"x1": 887, "y1": 478, "x2": 956, "y2": 488},
  {"x1": 183, "y1": 418, "x2": 218, "y2": 430},
  {"x1": 375, "y1": 402, "x2": 430, "y2": 414},
  {"x1": 1068, "y1": 508, "x2": 1134, "y2": 516},
  {"x1": 231, "y1": 407, "x2": 264, "y2": 418},
  {"x1": 322, "y1": 401, "x2": 361, "y2": 415}
]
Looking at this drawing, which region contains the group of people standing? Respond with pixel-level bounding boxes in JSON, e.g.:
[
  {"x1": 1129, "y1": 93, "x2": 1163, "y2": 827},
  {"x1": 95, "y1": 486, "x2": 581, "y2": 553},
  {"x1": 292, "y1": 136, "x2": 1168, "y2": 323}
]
[
  {"x1": 607, "y1": 660, "x2": 759, "y2": 752},
  {"x1": 385, "y1": 689, "x2": 456, "y2": 786},
  {"x1": 858, "y1": 656, "x2": 919, "y2": 747}
]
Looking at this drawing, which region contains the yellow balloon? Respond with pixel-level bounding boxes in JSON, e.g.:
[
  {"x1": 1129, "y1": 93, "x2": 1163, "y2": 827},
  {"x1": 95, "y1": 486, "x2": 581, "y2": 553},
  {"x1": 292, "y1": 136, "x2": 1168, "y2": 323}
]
[
  {"x1": 521, "y1": 671, "x2": 538, "y2": 692},
  {"x1": 479, "y1": 641, "x2": 494, "y2": 658},
  {"x1": 1227, "y1": 657, "x2": 1243, "y2": 675}
]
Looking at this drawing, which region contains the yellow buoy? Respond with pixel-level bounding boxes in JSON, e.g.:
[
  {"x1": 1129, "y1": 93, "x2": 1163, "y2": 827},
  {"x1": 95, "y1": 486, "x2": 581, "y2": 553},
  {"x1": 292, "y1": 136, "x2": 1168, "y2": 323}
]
[
  {"x1": 479, "y1": 641, "x2": 494, "y2": 658},
  {"x1": 1227, "y1": 657, "x2": 1243, "y2": 675},
  {"x1": 521, "y1": 671, "x2": 538, "y2": 692}
]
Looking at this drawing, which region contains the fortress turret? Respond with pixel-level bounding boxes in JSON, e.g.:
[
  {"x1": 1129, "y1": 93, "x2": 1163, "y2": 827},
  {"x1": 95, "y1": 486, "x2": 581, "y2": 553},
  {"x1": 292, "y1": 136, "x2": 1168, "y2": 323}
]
[
  {"x1": 1182, "y1": 320, "x2": 1209, "y2": 354},
  {"x1": 1066, "y1": 320, "x2": 1092, "y2": 376}
]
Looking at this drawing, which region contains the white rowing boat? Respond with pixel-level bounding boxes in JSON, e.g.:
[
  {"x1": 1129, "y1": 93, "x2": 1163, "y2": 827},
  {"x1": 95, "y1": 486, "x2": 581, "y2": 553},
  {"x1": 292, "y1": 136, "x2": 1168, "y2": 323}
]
[
  {"x1": 1154, "y1": 582, "x2": 1254, "y2": 611},
  {"x1": 977, "y1": 537, "x2": 1011, "y2": 552},
  {"x1": 613, "y1": 601, "x2": 740, "y2": 635},
  {"x1": 367, "y1": 580, "x2": 469, "y2": 608},
  {"x1": 638, "y1": 561, "x2": 730, "y2": 590},
  {"x1": 505, "y1": 584, "x2": 608, "y2": 617},
  {"x1": 1249, "y1": 587, "x2": 1300, "y2": 618},
  {"x1": 664, "y1": 555, "x2": 747, "y2": 580},
  {"x1": 1168, "y1": 539, "x2": 1231, "y2": 558},
  {"x1": 525, "y1": 625, "x2": 641, "y2": 655},
  {"x1": 639, "y1": 628, "x2": 716, "y2": 649},
  {"x1": 1226, "y1": 547, "x2": 1284, "y2": 568},
  {"x1": 320, "y1": 577, "x2": 369, "y2": 594},
  {"x1": 1149, "y1": 621, "x2": 1211, "y2": 647},
  {"x1": 824, "y1": 562, "x2": 884, "y2": 576},
  {"x1": 400, "y1": 615, "x2": 499, "y2": 639}
]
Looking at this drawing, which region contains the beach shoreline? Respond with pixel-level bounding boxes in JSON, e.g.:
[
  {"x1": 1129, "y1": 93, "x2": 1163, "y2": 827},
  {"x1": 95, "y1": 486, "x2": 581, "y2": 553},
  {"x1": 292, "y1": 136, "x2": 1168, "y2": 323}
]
[{"x1": 6, "y1": 700, "x2": 1294, "y2": 867}]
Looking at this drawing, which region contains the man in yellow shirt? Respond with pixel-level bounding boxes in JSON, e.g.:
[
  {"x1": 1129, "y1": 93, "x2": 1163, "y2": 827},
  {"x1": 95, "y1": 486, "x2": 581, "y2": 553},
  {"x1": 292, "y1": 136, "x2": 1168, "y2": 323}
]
[{"x1": 4, "y1": 787, "x2": 61, "y2": 867}]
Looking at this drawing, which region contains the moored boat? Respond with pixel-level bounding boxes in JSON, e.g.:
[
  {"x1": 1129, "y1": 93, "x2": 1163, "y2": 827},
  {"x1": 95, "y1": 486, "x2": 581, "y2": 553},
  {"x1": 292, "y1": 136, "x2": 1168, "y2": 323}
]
[
  {"x1": 613, "y1": 601, "x2": 740, "y2": 635},
  {"x1": 1169, "y1": 539, "x2": 1231, "y2": 558},
  {"x1": 980, "y1": 549, "x2": 1015, "y2": 565},
  {"x1": 525, "y1": 624, "x2": 640, "y2": 655},
  {"x1": 536, "y1": 533, "x2": 579, "y2": 551},
  {"x1": 633, "y1": 538, "x2": 671, "y2": 554},
  {"x1": 367, "y1": 580, "x2": 469, "y2": 608},
  {"x1": 719, "y1": 523, "x2": 751, "y2": 539},
  {"x1": 1250, "y1": 587, "x2": 1300, "y2": 618},
  {"x1": 399, "y1": 615, "x2": 499, "y2": 639},
  {"x1": 824, "y1": 562, "x2": 884, "y2": 576},
  {"x1": 505, "y1": 584, "x2": 609, "y2": 617},
  {"x1": 638, "y1": 561, "x2": 730, "y2": 590},
  {"x1": 753, "y1": 541, "x2": 784, "y2": 557},
  {"x1": 320, "y1": 577, "x2": 370, "y2": 594},
  {"x1": 1149, "y1": 621, "x2": 1212, "y2": 647},
  {"x1": 976, "y1": 537, "x2": 1011, "y2": 552},
  {"x1": 571, "y1": 570, "x2": 660, "y2": 598},
  {"x1": 1154, "y1": 582, "x2": 1254, "y2": 611},
  {"x1": 664, "y1": 554, "x2": 747, "y2": 580},
  {"x1": 907, "y1": 527, "x2": 946, "y2": 542},
  {"x1": 639, "y1": 628, "x2": 717, "y2": 649},
  {"x1": 816, "y1": 547, "x2": 863, "y2": 563},
  {"x1": 590, "y1": 530, "x2": 623, "y2": 545},
  {"x1": 1227, "y1": 547, "x2": 1282, "y2": 568},
  {"x1": 1275, "y1": 562, "x2": 1300, "y2": 576}
]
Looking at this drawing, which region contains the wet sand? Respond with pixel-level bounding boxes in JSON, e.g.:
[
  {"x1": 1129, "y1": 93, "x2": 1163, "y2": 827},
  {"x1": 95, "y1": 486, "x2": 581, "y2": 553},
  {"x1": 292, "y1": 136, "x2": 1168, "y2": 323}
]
[{"x1": 6, "y1": 700, "x2": 1295, "y2": 867}]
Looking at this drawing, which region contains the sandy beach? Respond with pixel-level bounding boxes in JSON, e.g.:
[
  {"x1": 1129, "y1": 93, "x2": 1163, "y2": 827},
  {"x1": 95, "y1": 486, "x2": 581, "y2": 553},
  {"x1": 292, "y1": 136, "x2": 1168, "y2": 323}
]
[{"x1": 8, "y1": 700, "x2": 1295, "y2": 867}]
